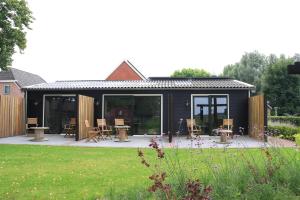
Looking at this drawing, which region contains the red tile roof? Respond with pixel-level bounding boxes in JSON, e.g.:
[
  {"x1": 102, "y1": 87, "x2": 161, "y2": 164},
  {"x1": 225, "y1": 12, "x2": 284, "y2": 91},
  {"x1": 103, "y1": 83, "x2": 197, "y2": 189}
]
[{"x1": 106, "y1": 60, "x2": 146, "y2": 80}]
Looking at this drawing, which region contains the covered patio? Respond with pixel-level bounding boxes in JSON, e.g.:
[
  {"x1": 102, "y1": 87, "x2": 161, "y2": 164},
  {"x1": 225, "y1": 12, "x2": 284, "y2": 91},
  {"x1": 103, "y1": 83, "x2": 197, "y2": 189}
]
[{"x1": 0, "y1": 134, "x2": 267, "y2": 148}]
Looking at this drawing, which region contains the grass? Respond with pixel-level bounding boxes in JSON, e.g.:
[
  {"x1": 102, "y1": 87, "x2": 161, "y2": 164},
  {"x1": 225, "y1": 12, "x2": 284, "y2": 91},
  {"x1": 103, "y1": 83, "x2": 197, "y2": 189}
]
[
  {"x1": 0, "y1": 145, "x2": 153, "y2": 199},
  {"x1": 0, "y1": 144, "x2": 299, "y2": 199}
]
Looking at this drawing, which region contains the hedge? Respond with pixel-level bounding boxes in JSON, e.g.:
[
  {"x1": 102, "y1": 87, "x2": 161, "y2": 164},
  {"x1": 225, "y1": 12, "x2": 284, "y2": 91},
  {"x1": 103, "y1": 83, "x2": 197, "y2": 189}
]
[
  {"x1": 295, "y1": 134, "x2": 300, "y2": 146},
  {"x1": 267, "y1": 125, "x2": 300, "y2": 141},
  {"x1": 269, "y1": 116, "x2": 300, "y2": 126}
]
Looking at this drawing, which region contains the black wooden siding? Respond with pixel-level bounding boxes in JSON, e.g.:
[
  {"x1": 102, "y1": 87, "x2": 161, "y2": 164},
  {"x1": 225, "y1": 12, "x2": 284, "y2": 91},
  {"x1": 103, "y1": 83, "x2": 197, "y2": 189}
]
[{"x1": 26, "y1": 89, "x2": 249, "y2": 135}]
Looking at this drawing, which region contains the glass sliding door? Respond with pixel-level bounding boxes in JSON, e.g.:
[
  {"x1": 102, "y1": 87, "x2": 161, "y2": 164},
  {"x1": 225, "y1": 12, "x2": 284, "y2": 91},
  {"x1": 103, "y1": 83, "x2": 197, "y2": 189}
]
[
  {"x1": 193, "y1": 95, "x2": 228, "y2": 134},
  {"x1": 193, "y1": 96, "x2": 210, "y2": 133},
  {"x1": 103, "y1": 95, "x2": 162, "y2": 135},
  {"x1": 44, "y1": 96, "x2": 77, "y2": 134},
  {"x1": 210, "y1": 96, "x2": 228, "y2": 130},
  {"x1": 104, "y1": 96, "x2": 134, "y2": 129}
]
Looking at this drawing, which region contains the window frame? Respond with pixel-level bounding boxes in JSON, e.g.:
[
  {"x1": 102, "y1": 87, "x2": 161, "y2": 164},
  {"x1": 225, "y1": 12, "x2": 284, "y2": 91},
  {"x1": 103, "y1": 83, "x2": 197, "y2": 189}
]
[{"x1": 3, "y1": 85, "x2": 11, "y2": 95}]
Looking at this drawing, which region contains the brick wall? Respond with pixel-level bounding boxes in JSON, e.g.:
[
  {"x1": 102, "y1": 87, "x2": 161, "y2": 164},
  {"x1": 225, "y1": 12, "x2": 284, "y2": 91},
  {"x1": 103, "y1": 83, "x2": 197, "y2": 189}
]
[
  {"x1": 106, "y1": 61, "x2": 144, "y2": 80},
  {"x1": 0, "y1": 82, "x2": 23, "y2": 97}
]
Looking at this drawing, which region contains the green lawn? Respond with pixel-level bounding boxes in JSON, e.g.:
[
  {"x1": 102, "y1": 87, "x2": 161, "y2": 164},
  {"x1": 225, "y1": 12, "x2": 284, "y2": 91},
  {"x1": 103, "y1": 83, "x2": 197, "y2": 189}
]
[
  {"x1": 0, "y1": 145, "x2": 155, "y2": 199},
  {"x1": 0, "y1": 145, "x2": 299, "y2": 199}
]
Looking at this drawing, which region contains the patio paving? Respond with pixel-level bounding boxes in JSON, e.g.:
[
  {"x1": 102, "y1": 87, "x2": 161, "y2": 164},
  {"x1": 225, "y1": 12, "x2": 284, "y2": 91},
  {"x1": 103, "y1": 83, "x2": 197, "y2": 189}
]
[{"x1": 0, "y1": 134, "x2": 268, "y2": 148}]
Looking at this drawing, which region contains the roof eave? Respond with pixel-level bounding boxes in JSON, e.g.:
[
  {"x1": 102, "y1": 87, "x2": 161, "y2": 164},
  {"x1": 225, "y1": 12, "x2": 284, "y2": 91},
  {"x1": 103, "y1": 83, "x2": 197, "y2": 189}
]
[{"x1": 25, "y1": 87, "x2": 254, "y2": 91}]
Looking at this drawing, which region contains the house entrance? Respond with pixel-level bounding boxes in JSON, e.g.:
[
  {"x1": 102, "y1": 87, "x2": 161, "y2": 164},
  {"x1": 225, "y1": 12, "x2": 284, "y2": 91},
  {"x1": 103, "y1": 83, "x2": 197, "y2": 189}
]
[
  {"x1": 192, "y1": 95, "x2": 229, "y2": 134},
  {"x1": 43, "y1": 95, "x2": 76, "y2": 134}
]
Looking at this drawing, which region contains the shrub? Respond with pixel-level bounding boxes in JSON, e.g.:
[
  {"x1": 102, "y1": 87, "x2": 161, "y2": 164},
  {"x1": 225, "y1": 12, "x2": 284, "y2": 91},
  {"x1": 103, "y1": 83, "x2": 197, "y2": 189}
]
[
  {"x1": 295, "y1": 134, "x2": 300, "y2": 146},
  {"x1": 134, "y1": 138, "x2": 300, "y2": 200},
  {"x1": 137, "y1": 138, "x2": 212, "y2": 200},
  {"x1": 269, "y1": 116, "x2": 300, "y2": 126},
  {"x1": 267, "y1": 125, "x2": 300, "y2": 141}
]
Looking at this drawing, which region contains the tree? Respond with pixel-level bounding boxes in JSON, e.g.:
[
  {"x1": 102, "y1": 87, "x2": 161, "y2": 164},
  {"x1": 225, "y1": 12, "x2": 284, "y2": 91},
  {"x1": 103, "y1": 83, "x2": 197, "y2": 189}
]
[
  {"x1": 222, "y1": 51, "x2": 268, "y2": 93},
  {"x1": 0, "y1": 0, "x2": 33, "y2": 70},
  {"x1": 262, "y1": 55, "x2": 300, "y2": 115},
  {"x1": 222, "y1": 63, "x2": 239, "y2": 79},
  {"x1": 171, "y1": 68, "x2": 211, "y2": 78},
  {"x1": 293, "y1": 53, "x2": 300, "y2": 62}
]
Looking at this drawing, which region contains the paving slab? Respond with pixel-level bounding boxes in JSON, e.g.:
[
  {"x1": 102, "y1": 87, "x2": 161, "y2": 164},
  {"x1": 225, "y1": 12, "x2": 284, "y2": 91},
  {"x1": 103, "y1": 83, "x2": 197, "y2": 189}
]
[{"x1": 0, "y1": 134, "x2": 268, "y2": 149}]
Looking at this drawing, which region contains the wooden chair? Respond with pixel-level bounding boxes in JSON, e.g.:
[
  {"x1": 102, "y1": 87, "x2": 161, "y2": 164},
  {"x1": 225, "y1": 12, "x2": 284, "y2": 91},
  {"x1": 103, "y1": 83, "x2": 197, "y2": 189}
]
[
  {"x1": 115, "y1": 118, "x2": 125, "y2": 126},
  {"x1": 26, "y1": 118, "x2": 38, "y2": 134},
  {"x1": 84, "y1": 120, "x2": 101, "y2": 142},
  {"x1": 186, "y1": 119, "x2": 202, "y2": 138},
  {"x1": 64, "y1": 118, "x2": 76, "y2": 137},
  {"x1": 114, "y1": 118, "x2": 130, "y2": 137},
  {"x1": 97, "y1": 119, "x2": 112, "y2": 139},
  {"x1": 221, "y1": 119, "x2": 233, "y2": 138}
]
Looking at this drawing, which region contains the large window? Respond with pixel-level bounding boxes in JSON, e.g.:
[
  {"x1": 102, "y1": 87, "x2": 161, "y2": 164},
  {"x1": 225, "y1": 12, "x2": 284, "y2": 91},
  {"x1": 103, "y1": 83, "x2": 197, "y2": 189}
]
[
  {"x1": 103, "y1": 95, "x2": 162, "y2": 135},
  {"x1": 193, "y1": 95, "x2": 228, "y2": 134}
]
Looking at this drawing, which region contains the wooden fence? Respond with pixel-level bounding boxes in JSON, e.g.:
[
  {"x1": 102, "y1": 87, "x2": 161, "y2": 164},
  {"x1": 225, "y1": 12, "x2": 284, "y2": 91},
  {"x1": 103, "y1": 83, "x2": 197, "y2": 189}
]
[
  {"x1": 0, "y1": 95, "x2": 25, "y2": 138},
  {"x1": 78, "y1": 95, "x2": 94, "y2": 140},
  {"x1": 248, "y1": 95, "x2": 265, "y2": 140}
]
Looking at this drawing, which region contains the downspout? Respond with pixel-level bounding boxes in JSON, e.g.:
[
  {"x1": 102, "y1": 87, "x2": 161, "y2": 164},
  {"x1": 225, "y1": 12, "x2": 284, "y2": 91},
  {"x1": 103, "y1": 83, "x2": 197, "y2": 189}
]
[{"x1": 167, "y1": 92, "x2": 174, "y2": 143}]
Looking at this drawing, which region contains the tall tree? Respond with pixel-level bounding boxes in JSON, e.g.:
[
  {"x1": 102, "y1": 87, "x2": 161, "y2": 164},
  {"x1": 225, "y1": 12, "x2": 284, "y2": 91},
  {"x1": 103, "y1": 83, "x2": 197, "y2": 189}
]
[
  {"x1": 0, "y1": 0, "x2": 33, "y2": 70},
  {"x1": 222, "y1": 63, "x2": 239, "y2": 79},
  {"x1": 262, "y1": 55, "x2": 300, "y2": 115},
  {"x1": 171, "y1": 68, "x2": 211, "y2": 78},
  {"x1": 223, "y1": 51, "x2": 267, "y2": 92}
]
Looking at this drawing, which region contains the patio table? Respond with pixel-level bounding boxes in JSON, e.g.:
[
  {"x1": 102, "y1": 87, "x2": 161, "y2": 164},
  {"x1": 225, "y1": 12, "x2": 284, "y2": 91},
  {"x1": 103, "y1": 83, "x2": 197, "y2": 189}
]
[
  {"x1": 218, "y1": 129, "x2": 232, "y2": 143},
  {"x1": 114, "y1": 125, "x2": 130, "y2": 142},
  {"x1": 30, "y1": 127, "x2": 49, "y2": 142}
]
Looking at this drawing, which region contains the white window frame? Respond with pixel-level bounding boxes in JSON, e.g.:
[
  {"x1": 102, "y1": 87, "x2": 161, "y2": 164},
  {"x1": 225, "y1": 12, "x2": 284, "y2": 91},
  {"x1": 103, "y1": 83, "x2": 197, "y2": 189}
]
[
  {"x1": 191, "y1": 94, "x2": 230, "y2": 130},
  {"x1": 3, "y1": 85, "x2": 11, "y2": 95},
  {"x1": 102, "y1": 94, "x2": 163, "y2": 136}
]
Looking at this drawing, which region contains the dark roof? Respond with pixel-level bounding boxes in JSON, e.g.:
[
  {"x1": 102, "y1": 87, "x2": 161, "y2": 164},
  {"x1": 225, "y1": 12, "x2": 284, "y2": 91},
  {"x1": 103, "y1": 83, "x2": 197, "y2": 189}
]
[
  {"x1": 25, "y1": 78, "x2": 254, "y2": 91},
  {"x1": 0, "y1": 68, "x2": 46, "y2": 87}
]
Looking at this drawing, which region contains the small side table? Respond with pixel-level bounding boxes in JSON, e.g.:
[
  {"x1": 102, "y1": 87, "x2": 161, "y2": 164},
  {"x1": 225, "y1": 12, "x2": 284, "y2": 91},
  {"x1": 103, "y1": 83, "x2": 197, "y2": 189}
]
[
  {"x1": 30, "y1": 127, "x2": 49, "y2": 142},
  {"x1": 114, "y1": 125, "x2": 130, "y2": 142},
  {"x1": 218, "y1": 129, "x2": 232, "y2": 143}
]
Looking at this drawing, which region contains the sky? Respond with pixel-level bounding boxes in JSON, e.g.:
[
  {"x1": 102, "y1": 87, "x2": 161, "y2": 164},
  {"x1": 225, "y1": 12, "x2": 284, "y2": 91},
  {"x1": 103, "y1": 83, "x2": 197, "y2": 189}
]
[{"x1": 12, "y1": 0, "x2": 300, "y2": 82}]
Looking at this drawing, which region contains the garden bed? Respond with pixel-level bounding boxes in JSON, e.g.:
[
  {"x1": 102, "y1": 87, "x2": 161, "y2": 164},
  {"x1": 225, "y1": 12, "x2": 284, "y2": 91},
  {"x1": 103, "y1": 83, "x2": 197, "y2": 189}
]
[{"x1": 267, "y1": 136, "x2": 296, "y2": 147}]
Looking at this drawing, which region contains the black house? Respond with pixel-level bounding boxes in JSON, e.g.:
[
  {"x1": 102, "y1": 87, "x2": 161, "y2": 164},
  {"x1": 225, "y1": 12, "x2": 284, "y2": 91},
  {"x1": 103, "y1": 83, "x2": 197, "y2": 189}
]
[{"x1": 24, "y1": 77, "x2": 254, "y2": 140}]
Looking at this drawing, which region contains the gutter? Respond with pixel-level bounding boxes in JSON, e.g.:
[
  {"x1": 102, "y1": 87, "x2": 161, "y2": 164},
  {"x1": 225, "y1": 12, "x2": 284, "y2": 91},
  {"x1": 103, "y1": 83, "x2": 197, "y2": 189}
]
[{"x1": 24, "y1": 87, "x2": 255, "y2": 91}]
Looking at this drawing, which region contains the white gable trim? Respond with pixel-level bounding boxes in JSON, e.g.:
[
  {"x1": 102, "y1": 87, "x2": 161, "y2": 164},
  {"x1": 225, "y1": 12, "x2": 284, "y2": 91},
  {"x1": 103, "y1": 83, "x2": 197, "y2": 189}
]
[
  {"x1": 0, "y1": 80, "x2": 17, "y2": 83},
  {"x1": 125, "y1": 60, "x2": 147, "y2": 80},
  {"x1": 0, "y1": 80, "x2": 21, "y2": 89}
]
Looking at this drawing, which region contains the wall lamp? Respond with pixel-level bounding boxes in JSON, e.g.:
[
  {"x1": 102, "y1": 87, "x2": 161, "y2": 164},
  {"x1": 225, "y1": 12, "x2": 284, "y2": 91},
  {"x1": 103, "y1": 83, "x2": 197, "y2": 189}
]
[{"x1": 185, "y1": 99, "x2": 190, "y2": 107}]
